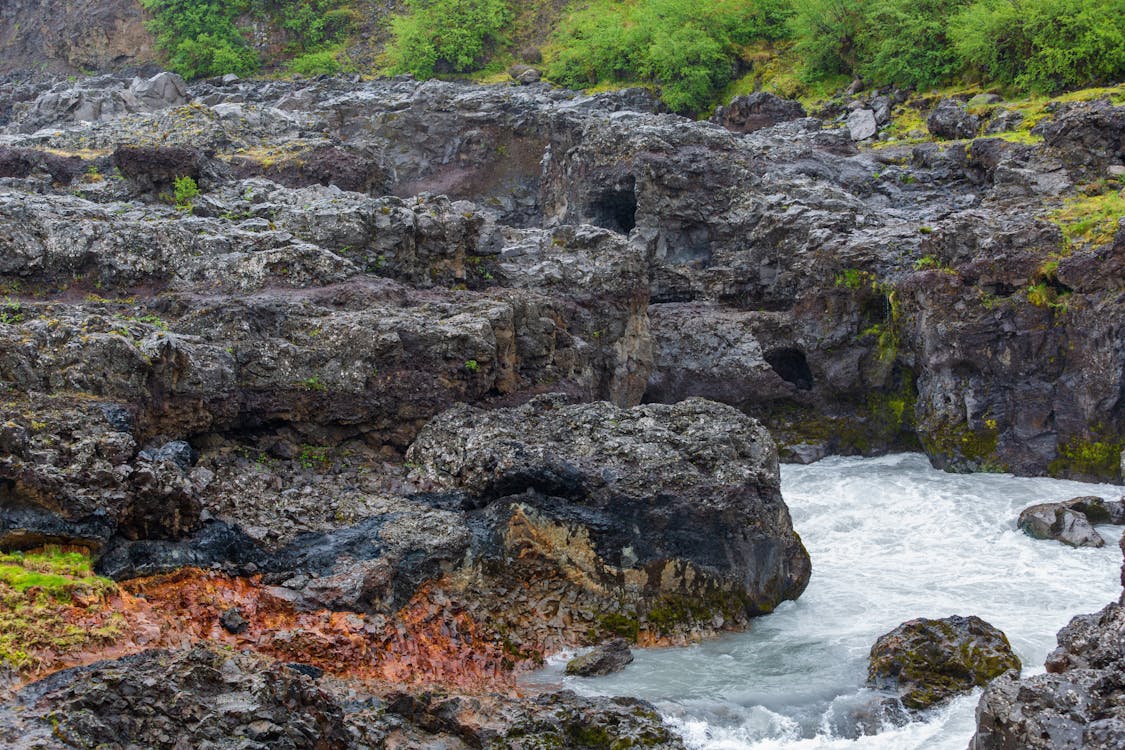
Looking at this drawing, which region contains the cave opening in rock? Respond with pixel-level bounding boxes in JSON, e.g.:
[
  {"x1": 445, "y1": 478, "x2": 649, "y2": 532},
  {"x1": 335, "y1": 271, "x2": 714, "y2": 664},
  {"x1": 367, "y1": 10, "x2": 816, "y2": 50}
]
[
  {"x1": 765, "y1": 348, "x2": 814, "y2": 391},
  {"x1": 588, "y1": 177, "x2": 637, "y2": 234}
]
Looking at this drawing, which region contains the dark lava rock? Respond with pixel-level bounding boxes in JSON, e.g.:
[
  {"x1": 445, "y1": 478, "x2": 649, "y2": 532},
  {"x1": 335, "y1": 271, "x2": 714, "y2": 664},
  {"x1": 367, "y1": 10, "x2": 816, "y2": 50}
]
[
  {"x1": 111, "y1": 145, "x2": 203, "y2": 190},
  {"x1": 1034, "y1": 98, "x2": 1125, "y2": 176},
  {"x1": 565, "y1": 638, "x2": 635, "y2": 676},
  {"x1": 927, "y1": 98, "x2": 980, "y2": 139},
  {"x1": 1017, "y1": 503, "x2": 1106, "y2": 547},
  {"x1": 383, "y1": 689, "x2": 685, "y2": 749},
  {"x1": 1062, "y1": 495, "x2": 1125, "y2": 525},
  {"x1": 138, "y1": 439, "x2": 198, "y2": 472},
  {"x1": 0, "y1": 647, "x2": 351, "y2": 750},
  {"x1": 408, "y1": 395, "x2": 812, "y2": 626},
  {"x1": 711, "y1": 92, "x2": 806, "y2": 134},
  {"x1": 868, "y1": 615, "x2": 1021, "y2": 710},
  {"x1": 219, "y1": 606, "x2": 248, "y2": 634},
  {"x1": 972, "y1": 602, "x2": 1125, "y2": 749}
]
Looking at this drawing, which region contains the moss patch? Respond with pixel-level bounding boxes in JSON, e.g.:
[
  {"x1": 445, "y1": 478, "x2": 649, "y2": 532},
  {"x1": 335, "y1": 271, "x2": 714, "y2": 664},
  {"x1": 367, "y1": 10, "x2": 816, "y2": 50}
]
[
  {"x1": 1048, "y1": 436, "x2": 1124, "y2": 482},
  {"x1": 0, "y1": 547, "x2": 122, "y2": 675}
]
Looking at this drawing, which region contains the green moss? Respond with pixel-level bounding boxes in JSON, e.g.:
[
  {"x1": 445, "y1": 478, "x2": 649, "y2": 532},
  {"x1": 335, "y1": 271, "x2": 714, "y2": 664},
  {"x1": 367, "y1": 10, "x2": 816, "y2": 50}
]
[
  {"x1": 594, "y1": 612, "x2": 639, "y2": 642},
  {"x1": 920, "y1": 418, "x2": 1004, "y2": 471},
  {"x1": 1048, "y1": 437, "x2": 1124, "y2": 481},
  {"x1": 0, "y1": 547, "x2": 121, "y2": 673}
]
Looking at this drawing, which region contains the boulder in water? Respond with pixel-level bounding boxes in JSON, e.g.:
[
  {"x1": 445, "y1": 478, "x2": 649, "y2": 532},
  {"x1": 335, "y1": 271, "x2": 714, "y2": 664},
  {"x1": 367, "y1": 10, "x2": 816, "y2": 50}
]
[
  {"x1": 565, "y1": 638, "x2": 634, "y2": 677},
  {"x1": 868, "y1": 615, "x2": 1021, "y2": 710},
  {"x1": 1017, "y1": 503, "x2": 1106, "y2": 547},
  {"x1": 1061, "y1": 495, "x2": 1125, "y2": 525},
  {"x1": 972, "y1": 602, "x2": 1125, "y2": 749}
]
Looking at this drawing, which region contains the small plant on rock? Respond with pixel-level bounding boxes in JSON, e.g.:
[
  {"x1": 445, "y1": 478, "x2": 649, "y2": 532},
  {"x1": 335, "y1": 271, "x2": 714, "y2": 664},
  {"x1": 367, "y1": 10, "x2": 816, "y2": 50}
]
[{"x1": 172, "y1": 175, "x2": 200, "y2": 212}]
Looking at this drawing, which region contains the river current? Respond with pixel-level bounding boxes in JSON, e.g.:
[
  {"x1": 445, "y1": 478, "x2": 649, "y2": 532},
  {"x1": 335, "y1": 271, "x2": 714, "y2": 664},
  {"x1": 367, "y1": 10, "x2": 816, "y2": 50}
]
[{"x1": 524, "y1": 453, "x2": 1124, "y2": 749}]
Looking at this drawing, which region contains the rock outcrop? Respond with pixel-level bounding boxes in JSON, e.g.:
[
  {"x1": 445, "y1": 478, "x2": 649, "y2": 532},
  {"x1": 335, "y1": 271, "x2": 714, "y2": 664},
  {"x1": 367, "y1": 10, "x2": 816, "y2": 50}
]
[
  {"x1": 406, "y1": 396, "x2": 811, "y2": 642},
  {"x1": 868, "y1": 615, "x2": 1021, "y2": 710},
  {"x1": 0, "y1": 646, "x2": 685, "y2": 750},
  {"x1": 566, "y1": 638, "x2": 635, "y2": 677},
  {"x1": 1018, "y1": 503, "x2": 1107, "y2": 547}
]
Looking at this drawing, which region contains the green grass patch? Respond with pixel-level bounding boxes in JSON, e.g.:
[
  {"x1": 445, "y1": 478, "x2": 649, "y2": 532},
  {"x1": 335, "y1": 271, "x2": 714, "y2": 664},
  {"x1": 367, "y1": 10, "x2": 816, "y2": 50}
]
[{"x1": 1048, "y1": 186, "x2": 1125, "y2": 249}]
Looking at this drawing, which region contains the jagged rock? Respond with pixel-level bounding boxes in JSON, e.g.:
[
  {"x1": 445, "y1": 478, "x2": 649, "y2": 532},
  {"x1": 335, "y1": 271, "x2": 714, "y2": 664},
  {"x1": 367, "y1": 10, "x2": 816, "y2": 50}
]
[
  {"x1": 1034, "y1": 98, "x2": 1125, "y2": 177},
  {"x1": 565, "y1": 638, "x2": 635, "y2": 676},
  {"x1": 868, "y1": 616, "x2": 1021, "y2": 710},
  {"x1": 1017, "y1": 503, "x2": 1106, "y2": 547},
  {"x1": 407, "y1": 395, "x2": 812, "y2": 631},
  {"x1": 927, "y1": 98, "x2": 980, "y2": 139},
  {"x1": 847, "y1": 108, "x2": 878, "y2": 140},
  {"x1": 1062, "y1": 495, "x2": 1125, "y2": 524},
  {"x1": 985, "y1": 108, "x2": 1024, "y2": 134},
  {"x1": 219, "y1": 606, "x2": 249, "y2": 634},
  {"x1": 972, "y1": 602, "x2": 1125, "y2": 749},
  {"x1": 0, "y1": 647, "x2": 351, "y2": 750},
  {"x1": 711, "y1": 92, "x2": 806, "y2": 134}
]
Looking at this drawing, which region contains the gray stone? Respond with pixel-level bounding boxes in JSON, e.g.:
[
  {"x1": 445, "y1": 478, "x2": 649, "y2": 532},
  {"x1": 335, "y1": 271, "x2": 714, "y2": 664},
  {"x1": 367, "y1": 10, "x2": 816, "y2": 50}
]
[
  {"x1": 565, "y1": 638, "x2": 635, "y2": 677},
  {"x1": 847, "y1": 108, "x2": 878, "y2": 140},
  {"x1": 1017, "y1": 503, "x2": 1106, "y2": 547}
]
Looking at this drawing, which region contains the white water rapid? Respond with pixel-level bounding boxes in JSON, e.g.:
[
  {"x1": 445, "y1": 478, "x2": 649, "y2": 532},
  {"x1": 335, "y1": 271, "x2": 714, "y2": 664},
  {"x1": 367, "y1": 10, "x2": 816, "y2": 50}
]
[{"x1": 524, "y1": 453, "x2": 1124, "y2": 749}]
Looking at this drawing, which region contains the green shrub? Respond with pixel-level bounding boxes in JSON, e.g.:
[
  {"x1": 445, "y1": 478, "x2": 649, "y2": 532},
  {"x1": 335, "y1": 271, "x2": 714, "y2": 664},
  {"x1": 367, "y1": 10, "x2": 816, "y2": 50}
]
[
  {"x1": 385, "y1": 0, "x2": 513, "y2": 78},
  {"x1": 858, "y1": 0, "x2": 970, "y2": 88},
  {"x1": 548, "y1": 0, "x2": 793, "y2": 114},
  {"x1": 140, "y1": 0, "x2": 260, "y2": 79},
  {"x1": 173, "y1": 175, "x2": 200, "y2": 210},
  {"x1": 950, "y1": 0, "x2": 1125, "y2": 93},
  {"x1": 289, "y1": 49, "x2": 342, "y2": 75}
]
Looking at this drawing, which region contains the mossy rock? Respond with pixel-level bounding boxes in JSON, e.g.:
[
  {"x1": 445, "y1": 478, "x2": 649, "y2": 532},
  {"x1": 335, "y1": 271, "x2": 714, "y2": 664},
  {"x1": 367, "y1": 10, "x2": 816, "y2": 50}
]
[{"x1": 867, "y1": 615, "x2": 1021, "y2": 710}]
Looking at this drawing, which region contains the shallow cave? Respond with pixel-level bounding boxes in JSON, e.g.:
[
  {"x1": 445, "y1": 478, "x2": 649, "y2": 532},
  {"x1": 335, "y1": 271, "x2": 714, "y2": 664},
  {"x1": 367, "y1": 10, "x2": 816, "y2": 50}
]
[
  {"x1": 765, "y1": 348, "x2": 814, "y2": 391},
  {"x1": 587, "y1": 178, "x2": 637, "y2": 234}
]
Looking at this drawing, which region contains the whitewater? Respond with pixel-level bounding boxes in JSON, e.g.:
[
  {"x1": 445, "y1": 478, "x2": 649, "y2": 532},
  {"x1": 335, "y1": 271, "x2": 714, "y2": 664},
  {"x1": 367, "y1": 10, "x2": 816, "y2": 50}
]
[{"x1": 526, "y1": 453, "x2": 1124, "y2": 749}]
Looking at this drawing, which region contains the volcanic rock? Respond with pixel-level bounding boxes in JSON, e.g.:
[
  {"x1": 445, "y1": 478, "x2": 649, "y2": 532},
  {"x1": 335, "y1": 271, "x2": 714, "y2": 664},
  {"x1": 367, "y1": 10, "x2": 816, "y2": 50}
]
[
  {"x1": 565, "y1": 638, "x2": 635, "y2": 676},
  {"x1": 927, "y1": 98, "x2": 980, "y2": 139},
  {"x1": 711, "y1": 92, "x2": 807, "y2": 134},
  {"x1": 1017, "y1": 503, "x2": 1106, "y2": 547},
  {"x1": 868, "y1": 615, "x2": 1021, "y2": 710}
]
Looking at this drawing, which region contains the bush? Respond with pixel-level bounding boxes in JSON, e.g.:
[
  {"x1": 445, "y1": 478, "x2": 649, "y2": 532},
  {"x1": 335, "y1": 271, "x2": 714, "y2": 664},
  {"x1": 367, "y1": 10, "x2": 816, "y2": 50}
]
[
  {"x1": 548, "y1": 0, "x2": 793, "y2": 114},
  {"x1": 289, "y1": 49, "x2": 342, "y2": 76},
  {"x1": 950, "y1": 0, "x2": 1125, "y2": 93},
  {"x1": 384, "y1": 0, "x2": 513, "y2": 78},
  {"x1": 173, "y1": 175, "x2": 200, "y2": 210},
  {"x1": 858, "y1": 0, "x2": 970, "y2": 88},
  {"x1": 140, "y1": 0, "x2": 260, "y2": 79}
]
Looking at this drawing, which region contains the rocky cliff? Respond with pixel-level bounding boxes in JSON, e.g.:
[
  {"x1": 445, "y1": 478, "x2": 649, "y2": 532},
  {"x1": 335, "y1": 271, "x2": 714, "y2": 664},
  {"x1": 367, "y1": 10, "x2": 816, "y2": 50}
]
[
  {"x1": 0, "y1": 0, "x2": 155, "y2": 75},
  {"x1": 0, "y1": 69, "x2": 1122, "y2": 743}
]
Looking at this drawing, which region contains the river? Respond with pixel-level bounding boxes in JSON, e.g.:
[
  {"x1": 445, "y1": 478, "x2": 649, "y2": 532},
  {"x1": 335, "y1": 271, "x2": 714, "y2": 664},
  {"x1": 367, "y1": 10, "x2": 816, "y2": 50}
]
[{"x1": 524, "y1": 453, "x2": 1124, "y2": 749}]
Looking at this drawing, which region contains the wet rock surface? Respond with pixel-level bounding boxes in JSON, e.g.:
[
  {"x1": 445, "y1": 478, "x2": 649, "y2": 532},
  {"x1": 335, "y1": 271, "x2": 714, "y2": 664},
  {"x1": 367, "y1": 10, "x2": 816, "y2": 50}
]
[
  {"x1": 565, "y1": 638, "x2": 635, "y2": 677},
  {"x1": 868, "y1": 615, "x2": 1021, "y2": 710},
  {"x1": 1018, "y1": 502, "x2": 1107, "y2": 547},
  {"x1": 0, "y1": 645, "x2": 685, "y2": 750},
  {"x1": 973, "y1": 600, "x2": 1125, "y2": 749}
]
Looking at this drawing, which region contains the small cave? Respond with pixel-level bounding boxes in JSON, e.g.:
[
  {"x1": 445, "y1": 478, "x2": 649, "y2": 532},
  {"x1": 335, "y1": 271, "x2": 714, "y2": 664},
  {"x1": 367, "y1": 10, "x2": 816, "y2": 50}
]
[
  {"x1": 765, "y1": 348, "x2": 814, "y2": 391},
  {"x1": 587, "y1": 177, "x2": 637, "y2": 235}
]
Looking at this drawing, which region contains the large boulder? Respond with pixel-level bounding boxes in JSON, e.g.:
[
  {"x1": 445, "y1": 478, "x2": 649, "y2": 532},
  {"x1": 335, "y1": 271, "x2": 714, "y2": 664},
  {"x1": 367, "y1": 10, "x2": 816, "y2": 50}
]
[
  {"x1": 1017, "y1": 503, "x2": 1106, "y2": 548},
  {"x1": 407, "y1": 395, "x2": 812, "y2": 639},
  {"x1": 927, "y1": 98, "x2": 980, "y2": 140},
  {"x1": 972, "y1": 602, "x2": 1125, "y2": 749},
  {"x1": 868, "y1": 615, "x2": 1021, "y2": 710},
  {"x1": 565, "y1": 638, "x2": 635, "y2": 677}
]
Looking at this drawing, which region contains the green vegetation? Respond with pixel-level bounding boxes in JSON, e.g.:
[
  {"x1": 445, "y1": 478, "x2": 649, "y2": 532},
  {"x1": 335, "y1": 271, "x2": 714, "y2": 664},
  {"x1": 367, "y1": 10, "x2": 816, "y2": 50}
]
[
  {"x1": 546, "y1": 0, "x2": 791, "y2": 113},
  {"x1": 140, "y1": 0, "x2": 259, "y2": 79},
  {"x1": 142, "y1": 0, "x2": 356, "y2": 79},
  {"x1": 384, "y1": 0, "x2": 512, "y2": 79},
  {"x1": 1049, "y1": 435, "x2": 1124, "y2": 480},
  {"x1": 172, "y1": 175, "x2": 200, "y2": 211},
  {"x1": 1049, "y1": 184, "x2": 1125, "y2": 248},
  {"x1": 0, "y1": 547, "x2": 121, "y2": 673}
]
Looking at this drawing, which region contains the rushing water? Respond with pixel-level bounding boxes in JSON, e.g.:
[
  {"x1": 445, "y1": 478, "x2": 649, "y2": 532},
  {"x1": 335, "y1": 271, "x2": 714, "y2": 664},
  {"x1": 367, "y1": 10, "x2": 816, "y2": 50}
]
[{"x1": 524, "y1": 453, "x2": 1124, "y2": 749}]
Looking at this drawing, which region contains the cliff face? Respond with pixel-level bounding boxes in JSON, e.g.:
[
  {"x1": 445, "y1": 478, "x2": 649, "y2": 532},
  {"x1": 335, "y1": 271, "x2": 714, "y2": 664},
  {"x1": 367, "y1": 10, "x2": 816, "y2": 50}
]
[{"x1": 0, "y1": 0, "x2": 155, "y2": 75}]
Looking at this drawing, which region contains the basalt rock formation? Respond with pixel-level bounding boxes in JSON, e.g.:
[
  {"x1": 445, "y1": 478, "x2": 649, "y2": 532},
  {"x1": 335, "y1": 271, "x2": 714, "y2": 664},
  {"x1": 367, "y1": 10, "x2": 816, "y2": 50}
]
[
  {"x1": 867, "y1": 615, "x2": 1021, "y2": 710},
  {"x1": 971, "y1": 535, "x2": 1125, "y2": 749},
  {"x1": 0, "y1": 68, "x2": 1123, "y2": 744}
]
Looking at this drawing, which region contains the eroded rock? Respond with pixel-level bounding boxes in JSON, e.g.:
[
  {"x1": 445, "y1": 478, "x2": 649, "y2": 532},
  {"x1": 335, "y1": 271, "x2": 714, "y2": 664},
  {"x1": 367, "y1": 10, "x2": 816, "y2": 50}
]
[
  {"x1": 1018, "y1": 503, "x2": 1106, "y2": 547},
  {"x1": 868, "y1": 615, "x2": 1021, "y2": 710},
  {"x1": 565, "y1": 638, "x2": 635, "y2": 677}
]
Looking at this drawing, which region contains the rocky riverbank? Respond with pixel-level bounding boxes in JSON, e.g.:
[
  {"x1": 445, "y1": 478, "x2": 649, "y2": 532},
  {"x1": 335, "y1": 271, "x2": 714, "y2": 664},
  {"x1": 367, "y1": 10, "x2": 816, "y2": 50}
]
[{"x1": 0, "y1": 70, "x2": 1122, "y2": 744}]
